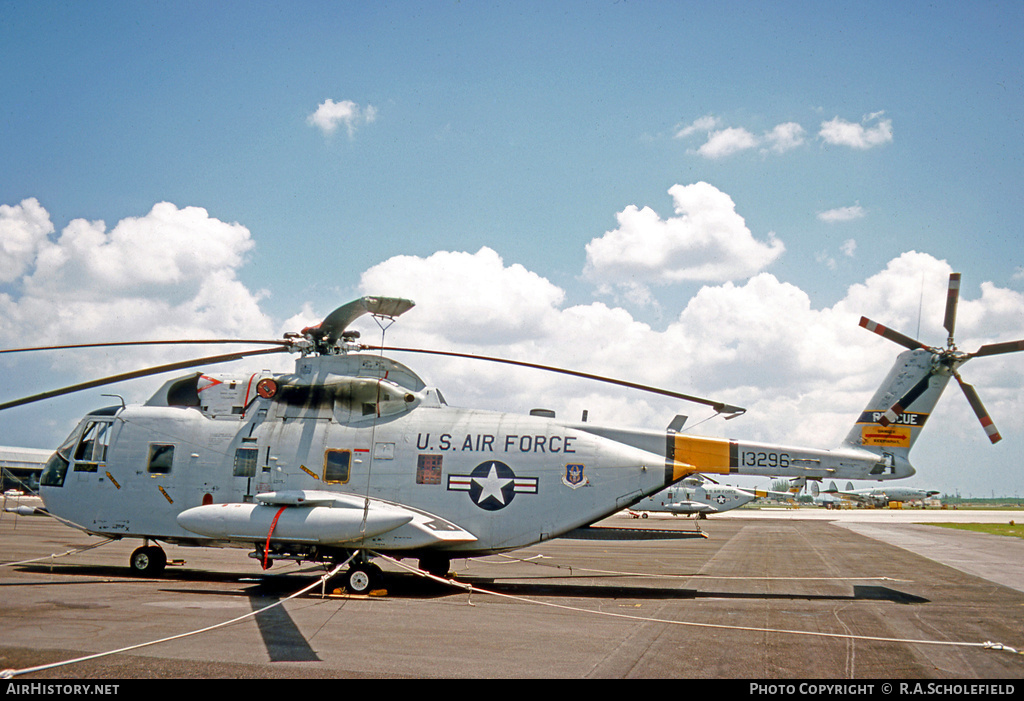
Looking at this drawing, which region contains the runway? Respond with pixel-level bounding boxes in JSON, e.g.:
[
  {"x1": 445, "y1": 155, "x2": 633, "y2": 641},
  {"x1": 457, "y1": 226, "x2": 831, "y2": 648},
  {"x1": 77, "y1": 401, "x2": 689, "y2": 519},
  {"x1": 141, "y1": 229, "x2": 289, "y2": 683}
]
[{"x1": 1, "y1": 507, "x2": 1022, "y2": 679}]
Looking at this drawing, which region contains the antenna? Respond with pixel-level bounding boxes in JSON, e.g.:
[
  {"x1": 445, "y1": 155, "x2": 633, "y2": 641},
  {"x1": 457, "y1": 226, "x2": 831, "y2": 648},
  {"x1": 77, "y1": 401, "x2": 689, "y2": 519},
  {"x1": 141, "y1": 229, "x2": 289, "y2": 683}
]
[{"x1": 915, "y1": 273, "x2": 924, "y2": 341}]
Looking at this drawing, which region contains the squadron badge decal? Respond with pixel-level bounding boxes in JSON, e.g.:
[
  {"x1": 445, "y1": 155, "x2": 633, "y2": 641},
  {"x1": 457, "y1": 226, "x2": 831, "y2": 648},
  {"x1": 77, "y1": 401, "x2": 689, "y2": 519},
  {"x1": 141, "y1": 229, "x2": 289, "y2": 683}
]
[
  {"x1": 561, "y1": 463, "x2": 588, "y2": 489},
  {"x1": 448, "y1": 461, "x2": 538, "y2": 510}
]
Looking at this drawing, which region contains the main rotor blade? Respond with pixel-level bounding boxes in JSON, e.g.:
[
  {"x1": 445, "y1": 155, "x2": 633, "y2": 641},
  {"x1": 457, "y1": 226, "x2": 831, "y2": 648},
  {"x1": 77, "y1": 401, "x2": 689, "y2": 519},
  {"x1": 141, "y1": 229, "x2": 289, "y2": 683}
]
[
  {"x1": 0, "y1": 346, "x2": 291, "y2": 412},
  {"x1": 943, "y1": 272, "x2": 961, "y2": 340},
  {"x1": 0, "y1": 339, "x2": 290, "y2": 355},
  {"x1": 858, "y1": 317, "x2": 928, "y2": 351},
  {"x1": 954, "y1": 371, "x2": 1001, "y2": 444},
  {"x1": 970, "y1": 339, "x2": 1024, "y2": 358},
  {"x1": 878, "y1": 372, "x2": 933, "y2": 426},
  {"x1": 361, "y1": 345, "x2": 746, "y2": 416}
]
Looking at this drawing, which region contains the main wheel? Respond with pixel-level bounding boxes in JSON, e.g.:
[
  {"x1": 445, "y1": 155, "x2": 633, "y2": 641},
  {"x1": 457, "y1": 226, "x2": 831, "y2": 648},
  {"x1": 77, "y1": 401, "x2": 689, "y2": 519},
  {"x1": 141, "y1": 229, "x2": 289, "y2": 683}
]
[
  {"x1": 418, "y1": 555, "x2": 451, "y2": 578},
  {"x1": 344, "y1": 563, "x2": 382, "y2": 594},
  {"x1": 129, "y1": 545, "x2": 167, "y2": 577}
]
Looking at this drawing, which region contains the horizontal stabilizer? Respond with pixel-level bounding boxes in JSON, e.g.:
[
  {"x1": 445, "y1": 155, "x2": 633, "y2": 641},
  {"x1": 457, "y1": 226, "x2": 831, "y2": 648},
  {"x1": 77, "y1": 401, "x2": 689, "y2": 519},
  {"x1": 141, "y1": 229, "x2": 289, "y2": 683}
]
[{"x1": 561, "y1": 527, "x2": 708, "y2": 541}]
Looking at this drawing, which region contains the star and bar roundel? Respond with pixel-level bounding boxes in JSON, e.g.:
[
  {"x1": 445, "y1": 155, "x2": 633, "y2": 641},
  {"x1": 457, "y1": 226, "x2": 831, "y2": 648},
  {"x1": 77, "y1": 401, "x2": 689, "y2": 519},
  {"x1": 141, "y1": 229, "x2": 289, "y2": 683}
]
[{"x1": 447, "y1": 461, "x2": 538, "y2": 511}]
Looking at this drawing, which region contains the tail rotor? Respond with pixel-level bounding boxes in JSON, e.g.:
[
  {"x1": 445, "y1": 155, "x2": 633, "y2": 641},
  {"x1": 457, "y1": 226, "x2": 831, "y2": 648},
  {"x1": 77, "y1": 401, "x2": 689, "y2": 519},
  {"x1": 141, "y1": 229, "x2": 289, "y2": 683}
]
[{"x1": 860, "y1": 272, "x2": 1023, "y2": 444}]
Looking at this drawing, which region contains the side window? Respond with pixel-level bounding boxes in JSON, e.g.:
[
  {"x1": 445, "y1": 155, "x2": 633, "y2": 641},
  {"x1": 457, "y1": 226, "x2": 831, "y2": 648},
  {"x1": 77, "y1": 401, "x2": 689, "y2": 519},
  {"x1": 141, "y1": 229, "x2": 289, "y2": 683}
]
[
  {"x1": 233, "y1": 447, "x2": 258, "y2": 477},
  {"x1": 416, "y1": 454, "x2": 443, "y2": 485},
  {"x1": 323, "y1": 449, "x2": 351, "y2": 484},
  {"x1": 73, "y1": 421, "x2": 113, "y2": 473},
  {"x1": 147, "y1": 444, "x2": 175, "y2": 474}
]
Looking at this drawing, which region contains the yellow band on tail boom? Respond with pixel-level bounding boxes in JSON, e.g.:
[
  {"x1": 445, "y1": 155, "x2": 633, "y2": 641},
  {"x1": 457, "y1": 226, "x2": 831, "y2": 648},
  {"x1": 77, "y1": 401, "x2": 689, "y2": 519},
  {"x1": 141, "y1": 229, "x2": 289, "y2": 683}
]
[{"x1": 665, "y1": 433, "x2": 736, "y2": 483}]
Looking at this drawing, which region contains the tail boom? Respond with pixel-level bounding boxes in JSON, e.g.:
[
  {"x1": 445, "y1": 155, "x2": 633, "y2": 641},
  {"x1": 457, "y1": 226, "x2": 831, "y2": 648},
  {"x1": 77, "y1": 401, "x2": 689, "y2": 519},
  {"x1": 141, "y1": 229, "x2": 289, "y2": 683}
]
[{"x1": 664, "y1": 433, "x2": 910, "y2": 482}]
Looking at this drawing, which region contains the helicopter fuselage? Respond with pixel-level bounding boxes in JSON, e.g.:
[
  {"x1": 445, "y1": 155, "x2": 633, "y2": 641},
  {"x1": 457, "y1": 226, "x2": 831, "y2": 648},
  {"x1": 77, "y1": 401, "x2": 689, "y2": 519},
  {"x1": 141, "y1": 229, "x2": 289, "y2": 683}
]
[{"x1": 37, "y1": 352, "x2": 907, "y2": 565}]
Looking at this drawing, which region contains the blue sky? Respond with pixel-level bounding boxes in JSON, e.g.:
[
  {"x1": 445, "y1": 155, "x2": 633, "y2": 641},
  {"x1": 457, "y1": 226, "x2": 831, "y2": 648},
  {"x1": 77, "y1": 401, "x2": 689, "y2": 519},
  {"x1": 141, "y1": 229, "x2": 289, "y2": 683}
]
[{"x1": 2, "y1": 1, "x2": 1023, "y2": 497}]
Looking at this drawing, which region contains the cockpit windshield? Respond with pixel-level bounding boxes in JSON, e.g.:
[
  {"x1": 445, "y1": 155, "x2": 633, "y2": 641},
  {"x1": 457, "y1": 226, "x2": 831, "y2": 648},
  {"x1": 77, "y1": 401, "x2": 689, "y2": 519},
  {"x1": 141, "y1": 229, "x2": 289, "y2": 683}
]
[{"x1": 39, "y1": 423, "x2": 82, "y2": 488}]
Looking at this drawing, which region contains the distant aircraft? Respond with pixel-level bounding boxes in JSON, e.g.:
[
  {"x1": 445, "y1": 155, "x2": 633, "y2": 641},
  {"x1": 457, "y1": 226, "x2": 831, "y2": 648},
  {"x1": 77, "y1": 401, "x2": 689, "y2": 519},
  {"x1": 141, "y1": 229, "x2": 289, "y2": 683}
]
[
  {"x1": 627, "y1": 475, "x2": 793, "y2": 518},
  {"x1": 775, "y1": 476, "x2": 808, "y2": 497},
  {"x1": 814, "y1": 480, "x2": 940, "y2": 508}
]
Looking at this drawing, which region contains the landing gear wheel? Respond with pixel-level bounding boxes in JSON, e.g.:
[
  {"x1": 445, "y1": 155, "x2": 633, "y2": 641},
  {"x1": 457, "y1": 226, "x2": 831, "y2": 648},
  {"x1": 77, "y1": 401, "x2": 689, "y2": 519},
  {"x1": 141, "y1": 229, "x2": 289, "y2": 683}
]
[
  {"x1": 418, "y1": 555, "x2": 451, "y2": 578},
  {"x1": 344, "y1": 563, "x2": 382, "y2": 594},
  {"x1": 129, "y1": 545, "x2": 167, "y2": 577}
]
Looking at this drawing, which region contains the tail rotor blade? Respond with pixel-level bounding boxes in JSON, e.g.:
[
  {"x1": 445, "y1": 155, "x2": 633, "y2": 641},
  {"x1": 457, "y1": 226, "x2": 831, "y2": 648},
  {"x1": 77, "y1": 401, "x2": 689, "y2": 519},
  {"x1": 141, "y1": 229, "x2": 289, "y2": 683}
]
[
  {"x1": 954, "y1": 371, "x2": 1002, "y2": 444},
  {"x1": 859, "y1": 317, "x2": 928, "y2": 351},
  {"x1": 970, "y1": 339, "x2": 1024, "y2": 358},
  {"x1": 943, "y1": 273, "x2": 961, "y2": 341}
]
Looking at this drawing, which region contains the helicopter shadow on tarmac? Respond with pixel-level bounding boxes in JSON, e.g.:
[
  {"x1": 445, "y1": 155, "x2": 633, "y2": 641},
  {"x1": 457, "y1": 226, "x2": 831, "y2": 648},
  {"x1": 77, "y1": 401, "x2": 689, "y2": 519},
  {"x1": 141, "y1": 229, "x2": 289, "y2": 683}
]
[
  {"x1": 242, "y1": 567, "x2": 930, "y2": 606},
  {"x1": 10, "y1": 561, "x2": 928, "y2": 606},
  {"x1": 6, "y1": 562, "x2": 928, "y2": 665}
]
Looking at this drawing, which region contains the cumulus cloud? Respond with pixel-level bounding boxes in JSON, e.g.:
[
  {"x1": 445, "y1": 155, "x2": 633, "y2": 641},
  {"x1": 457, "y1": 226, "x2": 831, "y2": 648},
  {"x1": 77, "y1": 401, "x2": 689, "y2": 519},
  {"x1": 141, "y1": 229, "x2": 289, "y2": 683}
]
[
  {"x1": 355, "y1": 247, "x2": 653, "y2": 418},
  {"x1": 307, "y1": 98, "x2": 377, "y2": 137},
  {"x1": 762, "y1": 122, "x2": 806, "y2": 154},
  {"x1": 349, "y1": 245, "x2": 1024, "y2": 462},
  {"x1": 819, "y1": 112, "x2": 893, "y2": 149},
  {"x1": 3, "y1": 194, "x2": 1021, "y2": 496},
  {"x1": 678, "y1": 111, "x2": 894, "y2": 157},
  {"x1": 675, "y1": 116, "x2": 805, "y2": 158},
  {"x1": 24, "y1": 202, "x2": 254, "y2": 301},
  {"x1": 0, "y1": 201, "x2": 274, "y2": 375},
  {"x1": 582, "y1": 182, "x2": 785, "y2": 293},
  {"x1": 818, "y1": 204, "x2": 866, "y2": 222},
  {"x1": 359, "y1": 247, "x2": 565, "y2": 346},
  {"x1": 697, "y1": 127, "x2": 759, "y2": 159},
  {"x1": 673, "y1": 115, "x2": 719, "y2": 139},
  {"x1": 0, "y1": 198, "x2": 53, "y2": 284}
]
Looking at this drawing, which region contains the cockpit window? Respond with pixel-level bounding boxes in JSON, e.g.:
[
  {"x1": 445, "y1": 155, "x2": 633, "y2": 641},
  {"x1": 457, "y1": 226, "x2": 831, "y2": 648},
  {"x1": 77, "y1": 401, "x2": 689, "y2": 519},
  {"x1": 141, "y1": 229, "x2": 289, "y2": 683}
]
[
  {"x1": 73, "y1": 421, "x2": 113, "y2": 473},
  {"x1": 41, "y1": 421, "x2": 89, "y2": 487},
  {"x1": 40, "y1": 452, "x2": 69, "y2": 487}
]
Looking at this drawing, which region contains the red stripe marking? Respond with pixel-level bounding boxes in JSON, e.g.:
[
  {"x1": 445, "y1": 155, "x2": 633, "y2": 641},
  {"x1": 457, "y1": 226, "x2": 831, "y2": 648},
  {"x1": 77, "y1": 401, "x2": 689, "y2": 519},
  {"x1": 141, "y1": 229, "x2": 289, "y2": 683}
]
[{"x1": 263, "y1": 506, "x2": 287, "y2": 570}]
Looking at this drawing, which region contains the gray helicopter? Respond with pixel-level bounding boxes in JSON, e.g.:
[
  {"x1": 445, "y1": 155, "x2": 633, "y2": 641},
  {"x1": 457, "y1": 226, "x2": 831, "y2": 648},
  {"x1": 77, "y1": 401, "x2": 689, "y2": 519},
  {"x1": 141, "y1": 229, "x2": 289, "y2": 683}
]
[{"x1": 1, "y1": 277, "x2": 1017, "y2": 593}]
